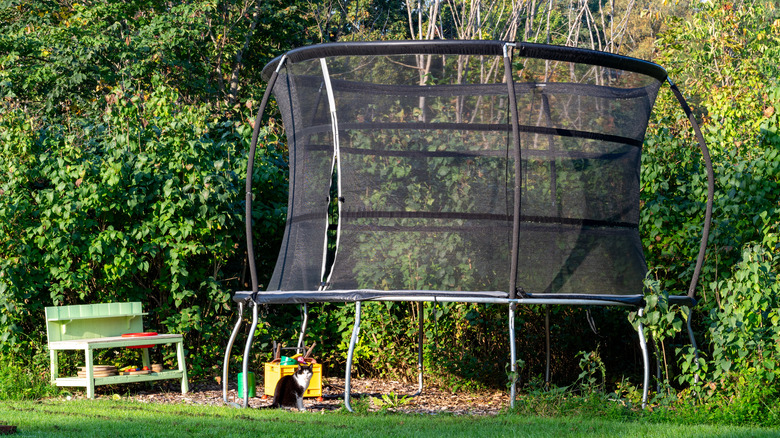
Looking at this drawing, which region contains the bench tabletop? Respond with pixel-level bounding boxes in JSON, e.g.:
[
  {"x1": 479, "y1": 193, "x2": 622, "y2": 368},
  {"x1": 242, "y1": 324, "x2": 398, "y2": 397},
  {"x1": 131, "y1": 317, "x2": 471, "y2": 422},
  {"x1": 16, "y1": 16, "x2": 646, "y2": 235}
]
[{"x1": 48, "y1": 333, "x2": 183, "y2": 350}]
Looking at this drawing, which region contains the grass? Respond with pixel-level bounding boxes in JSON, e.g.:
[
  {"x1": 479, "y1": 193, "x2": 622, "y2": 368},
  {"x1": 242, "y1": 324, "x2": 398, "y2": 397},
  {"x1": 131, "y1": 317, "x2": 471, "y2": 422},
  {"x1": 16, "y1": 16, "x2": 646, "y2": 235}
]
[
  {"x1": 1, "y1": 398, "x2": 779, "y2": 437},
  {"x1": 0, "y1": 357, "x2": 777, "y2": 437}
]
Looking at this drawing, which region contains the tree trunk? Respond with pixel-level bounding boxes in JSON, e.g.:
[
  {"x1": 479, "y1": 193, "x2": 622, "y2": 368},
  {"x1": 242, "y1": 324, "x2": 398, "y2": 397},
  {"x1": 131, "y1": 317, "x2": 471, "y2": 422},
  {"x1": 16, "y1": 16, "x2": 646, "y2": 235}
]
[{"x1": 227, "y1": 0, "x2": 260, "y2": 106}]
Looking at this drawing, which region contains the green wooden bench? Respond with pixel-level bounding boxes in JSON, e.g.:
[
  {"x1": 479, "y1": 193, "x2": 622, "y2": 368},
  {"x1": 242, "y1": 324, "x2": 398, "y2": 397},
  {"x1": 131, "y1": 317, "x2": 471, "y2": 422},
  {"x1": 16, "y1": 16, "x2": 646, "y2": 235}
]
[{"x1": 45, "y1": 302, "x2": 189, "y2": 399}]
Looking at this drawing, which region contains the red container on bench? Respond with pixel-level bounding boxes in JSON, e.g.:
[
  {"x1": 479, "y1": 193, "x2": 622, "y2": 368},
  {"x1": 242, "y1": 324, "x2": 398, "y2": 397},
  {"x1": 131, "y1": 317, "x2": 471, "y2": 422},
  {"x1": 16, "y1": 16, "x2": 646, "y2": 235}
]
[{"x1": 122, "y1": 332, "x2": 158, "y2": 349}]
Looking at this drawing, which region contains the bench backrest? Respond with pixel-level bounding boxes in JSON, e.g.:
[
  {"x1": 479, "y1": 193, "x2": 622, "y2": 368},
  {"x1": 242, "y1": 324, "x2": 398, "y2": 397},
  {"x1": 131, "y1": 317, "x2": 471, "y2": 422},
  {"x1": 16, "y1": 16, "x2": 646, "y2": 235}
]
[{"x1": 45, "y1": 302, "x2": 146, "y2": 343}]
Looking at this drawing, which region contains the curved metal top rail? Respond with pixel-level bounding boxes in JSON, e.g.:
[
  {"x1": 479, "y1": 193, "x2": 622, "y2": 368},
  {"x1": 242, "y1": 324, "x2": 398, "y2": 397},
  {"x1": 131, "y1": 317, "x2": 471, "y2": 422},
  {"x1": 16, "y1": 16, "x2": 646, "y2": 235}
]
[{"x1": 261, "y1": 40, "x2": 668, "y2": 82}]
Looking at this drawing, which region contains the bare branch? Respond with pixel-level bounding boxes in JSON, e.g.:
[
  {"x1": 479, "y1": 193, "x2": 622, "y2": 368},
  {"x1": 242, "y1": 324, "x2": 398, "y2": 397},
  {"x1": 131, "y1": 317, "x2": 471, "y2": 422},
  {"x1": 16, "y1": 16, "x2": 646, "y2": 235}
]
[{"x1": 227, "y1": 0, "x2": 260, "y2": 106}]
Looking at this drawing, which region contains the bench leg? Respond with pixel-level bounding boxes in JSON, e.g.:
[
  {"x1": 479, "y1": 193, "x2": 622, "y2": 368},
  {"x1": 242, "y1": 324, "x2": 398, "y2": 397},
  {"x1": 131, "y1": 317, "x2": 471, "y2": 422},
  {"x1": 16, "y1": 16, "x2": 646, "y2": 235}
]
[
  {"x1": 50, "y1": 349, "x2": 59, "y2": 384},
  {"x1": 177, "y1": 341, "x2": 189, "y2": 394},
  {"x1": 85, "y1": 348, "x2": 95, "y2": 399},
  {"x1": 142, "y1": 348, "x2": 151, "y2": 369}
]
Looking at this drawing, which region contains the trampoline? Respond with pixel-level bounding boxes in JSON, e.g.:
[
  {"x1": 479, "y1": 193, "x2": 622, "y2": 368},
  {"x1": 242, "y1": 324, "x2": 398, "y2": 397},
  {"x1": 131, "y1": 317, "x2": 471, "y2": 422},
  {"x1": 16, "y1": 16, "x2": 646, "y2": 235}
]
[{"x1": 223, "y1": 40, "x2": 714, "y2": 410}]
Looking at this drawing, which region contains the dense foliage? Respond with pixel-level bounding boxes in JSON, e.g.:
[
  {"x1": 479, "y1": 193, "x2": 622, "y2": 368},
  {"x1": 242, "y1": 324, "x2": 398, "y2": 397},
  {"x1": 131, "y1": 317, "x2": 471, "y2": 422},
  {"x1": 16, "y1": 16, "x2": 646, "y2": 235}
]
[
  {"x1": 1, "y1": 0, "x2": 779, "y2": 426},
  {"x1": 639, "y1": 1, "x2": 780, "y2": 422},
  {"x1": 0, "y1": 0, "x2": 299, "y2": 374}
]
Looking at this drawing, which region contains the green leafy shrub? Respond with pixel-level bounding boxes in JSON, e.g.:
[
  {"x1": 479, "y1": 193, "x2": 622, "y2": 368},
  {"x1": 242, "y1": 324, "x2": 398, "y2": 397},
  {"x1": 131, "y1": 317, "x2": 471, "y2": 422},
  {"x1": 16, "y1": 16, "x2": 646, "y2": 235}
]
[
  {"x1": 646, "y1": 0, "x2": 780, "y2": 297},
  {"x1": 0, "y1": 82, "x2": 288, "y2": 377},
  {"x1": 707, "y1": 246, "x2": 780, "y2": 385},
  {"x1": 0, "y1": 0, "x2": 294, "y2": 380},
  {"x1": 0, "y1": 354, "x2": 59, "y2": 401},
  {"x1": 671, "y1": 246, "x2": 780, "y2": 425},
  {"x1": 636, "y1": 1, "x2": 780, "y2": 422}
]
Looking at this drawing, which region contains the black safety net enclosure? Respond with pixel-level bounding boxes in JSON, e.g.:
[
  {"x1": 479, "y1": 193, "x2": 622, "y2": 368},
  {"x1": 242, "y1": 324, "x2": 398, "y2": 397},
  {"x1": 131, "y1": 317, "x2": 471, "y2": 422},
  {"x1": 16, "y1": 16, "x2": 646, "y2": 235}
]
[{"x1": 225, "y1": 41, "x2": 714, "y2": 410}]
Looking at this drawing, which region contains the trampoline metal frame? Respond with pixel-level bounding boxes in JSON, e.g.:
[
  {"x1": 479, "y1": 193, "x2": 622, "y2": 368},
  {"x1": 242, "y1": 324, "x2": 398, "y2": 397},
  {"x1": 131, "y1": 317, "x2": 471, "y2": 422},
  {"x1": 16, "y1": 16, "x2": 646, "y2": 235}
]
[
  {"x1": 225, "y1": 296, "x2": 681, "y2": 410},
  {"x1": 224, "y1": 41, "x2": 713, "y2": 412}
]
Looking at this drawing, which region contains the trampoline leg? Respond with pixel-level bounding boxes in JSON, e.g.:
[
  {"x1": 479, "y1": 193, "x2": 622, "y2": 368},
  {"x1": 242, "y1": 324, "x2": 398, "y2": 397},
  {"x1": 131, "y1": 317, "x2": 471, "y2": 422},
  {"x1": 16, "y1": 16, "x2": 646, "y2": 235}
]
[
  {"x1": 414, "y1": 301, "x2": 424, "y2": 396},
  {"x1": 545, "y1": 305, "x2": 551, "y2": 389},
  {"x1": 509, "y1": 303, "x2": 517, "y2": 409},
  {"x1": 223, "y1": 301, "x2": 244, "y2": 404},
  {"x1": 345, "y1": 301, "x2": 362, "y2": 412},
  {"x1": 655, "y1": 344, "x2": 662, "y2": 394},
  {"x1": 297, "y1": 303, "x2": 309, "y2": 354},
  {"x1": 241, "y1": 303, "x2": 260, "y2": 408},
  {"x1": 685, "y1": 307, "x2": 701, "y2": 384},
  {"x1": 637, "y1": 308, "x2": 650, "y2": 409}
]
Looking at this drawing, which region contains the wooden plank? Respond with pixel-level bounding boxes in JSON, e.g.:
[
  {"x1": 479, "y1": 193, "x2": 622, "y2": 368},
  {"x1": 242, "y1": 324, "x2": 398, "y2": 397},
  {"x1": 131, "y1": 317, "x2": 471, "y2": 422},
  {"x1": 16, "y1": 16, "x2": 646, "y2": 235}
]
[
  {"x1": 46, "y1": 302, "x2": 145, "y2": 320},
  {"x1": 49, "y1": 334, "x2": 182, "y2": 351},
  {"x1": 77, "y1": 371, "x2": 117, "y2": 378},
  {"x1": 46, "y1": 313, "x2": 147, "y2": 322},
  {"x1": 54, "y1": 370, "x2": 185, "y2": 387}
]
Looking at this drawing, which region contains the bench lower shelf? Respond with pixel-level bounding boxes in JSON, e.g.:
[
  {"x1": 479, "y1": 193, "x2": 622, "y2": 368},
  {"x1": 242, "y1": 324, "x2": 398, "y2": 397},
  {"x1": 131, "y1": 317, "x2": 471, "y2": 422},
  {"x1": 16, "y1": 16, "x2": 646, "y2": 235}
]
[{"x1": 54, "y1": 370, "x2": 185, "y2": 387}]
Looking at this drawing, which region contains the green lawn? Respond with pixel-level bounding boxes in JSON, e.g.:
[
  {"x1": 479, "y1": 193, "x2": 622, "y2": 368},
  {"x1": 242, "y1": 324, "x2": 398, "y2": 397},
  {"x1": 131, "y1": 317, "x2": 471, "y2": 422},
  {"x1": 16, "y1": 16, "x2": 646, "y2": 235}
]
[{"x1": 1, "y1": 399, "x2": 777, "y2": 437}]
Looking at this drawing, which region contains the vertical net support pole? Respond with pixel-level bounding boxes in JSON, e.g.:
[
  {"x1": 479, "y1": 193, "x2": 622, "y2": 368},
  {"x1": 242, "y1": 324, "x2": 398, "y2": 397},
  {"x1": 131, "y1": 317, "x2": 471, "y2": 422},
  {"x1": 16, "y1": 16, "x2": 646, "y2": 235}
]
[
  {"x1": 668, "y1": 78, "x2": 714, "y2": 385},
  {"x1": 223, "y1": 300, "x2": 245, "y2": 404},
  {"x1": 235, "y1": 55, "x2": 286, "y2": 408},
  {"x1": 318, "y1": 58, "x2": 344, "y2": 289},
  {"x1": 246, "y1": 56, "x2": 287, "y2": 300},
  {"x1": 667, "y1": 80, "x2": 714, "y2": 301},
  {"x1": 345, "y1": 301, "x2": 362, "y2": 412},
  {"x1": 503, "y1": 42, "x2": 522, "y2": 409},
  {"x1": 540, "y1": 87, "x2": 555, "y2": 391},
  {"x1": 503, "y1": 46, "x2": 522, "y2": 297}
]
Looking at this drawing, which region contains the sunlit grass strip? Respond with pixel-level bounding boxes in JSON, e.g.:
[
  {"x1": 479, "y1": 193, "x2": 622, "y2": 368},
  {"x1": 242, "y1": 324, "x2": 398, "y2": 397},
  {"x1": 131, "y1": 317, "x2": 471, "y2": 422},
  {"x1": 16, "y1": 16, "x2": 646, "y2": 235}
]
[{"x1": 1, "y1": 399, "x2": 778, "y2": 438}]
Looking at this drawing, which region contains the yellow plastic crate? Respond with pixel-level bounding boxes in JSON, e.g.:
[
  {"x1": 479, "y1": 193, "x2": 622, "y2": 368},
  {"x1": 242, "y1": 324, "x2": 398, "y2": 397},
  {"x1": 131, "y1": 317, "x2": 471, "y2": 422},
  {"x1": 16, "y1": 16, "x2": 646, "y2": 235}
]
[{"x1": 263, "y1": 362, "x2": 322, "y2": 398}]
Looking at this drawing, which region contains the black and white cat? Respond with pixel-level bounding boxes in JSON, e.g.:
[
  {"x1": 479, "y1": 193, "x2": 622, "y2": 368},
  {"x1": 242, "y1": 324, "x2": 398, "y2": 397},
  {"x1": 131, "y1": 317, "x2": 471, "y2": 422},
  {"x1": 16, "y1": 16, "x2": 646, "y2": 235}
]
[{"x1": 270, "y1": 363, "x2": 314, "y2": 411}]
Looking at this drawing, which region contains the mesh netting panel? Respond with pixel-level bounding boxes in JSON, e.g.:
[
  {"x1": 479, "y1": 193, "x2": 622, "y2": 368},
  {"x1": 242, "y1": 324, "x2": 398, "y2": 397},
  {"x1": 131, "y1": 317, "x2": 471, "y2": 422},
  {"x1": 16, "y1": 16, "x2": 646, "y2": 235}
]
[
  {"x1": 266, "y1": 42, "x2": 662, "y2": 297},
  {"x1": 266, "y1": 61, "x2": 333, "y2": 291}
]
